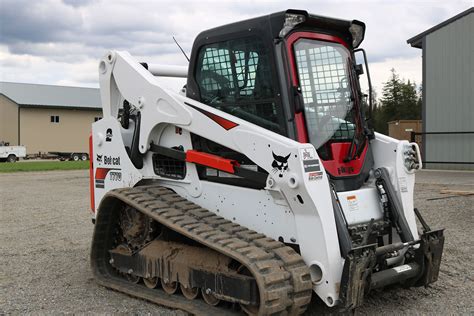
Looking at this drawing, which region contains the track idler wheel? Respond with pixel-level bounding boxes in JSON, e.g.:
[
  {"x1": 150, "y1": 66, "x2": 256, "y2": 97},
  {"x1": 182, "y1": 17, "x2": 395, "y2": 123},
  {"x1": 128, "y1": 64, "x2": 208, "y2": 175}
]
[
  {"x1": 201, "y1": 289, "x2": 220, "y2": 306},
  {"x1": 180, "y1": 284, "x2": 199, "y2": 300},
  {"x1": 161, "y1": 279, "x2": 178, "y2": 295},
  {"x1": 143, "y1": 277, "x2": 159, "y2": 289}
]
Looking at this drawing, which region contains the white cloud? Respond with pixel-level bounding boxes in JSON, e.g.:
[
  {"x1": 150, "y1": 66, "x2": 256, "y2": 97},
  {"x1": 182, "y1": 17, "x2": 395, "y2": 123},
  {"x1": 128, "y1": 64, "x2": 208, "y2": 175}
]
[
  {"x1": 359, "y1": 55, "x2": 423, "y2": 97},
  {"x1": 0, "y1": 0, "x2": 471, "y2": 98}
]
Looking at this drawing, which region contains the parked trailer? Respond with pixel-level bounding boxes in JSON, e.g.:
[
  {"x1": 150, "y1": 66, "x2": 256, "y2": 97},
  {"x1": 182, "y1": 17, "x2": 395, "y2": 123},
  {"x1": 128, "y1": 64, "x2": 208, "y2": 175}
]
[{"x1": 48, "y1": 152, "x2": 89, "y2": 161}]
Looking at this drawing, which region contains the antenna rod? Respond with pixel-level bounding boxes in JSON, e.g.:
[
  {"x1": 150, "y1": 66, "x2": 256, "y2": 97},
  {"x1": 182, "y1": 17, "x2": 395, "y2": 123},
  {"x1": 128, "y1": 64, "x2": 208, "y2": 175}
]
[{"x1": 173, "y1": 36, "x2": 190, "y2": 62}]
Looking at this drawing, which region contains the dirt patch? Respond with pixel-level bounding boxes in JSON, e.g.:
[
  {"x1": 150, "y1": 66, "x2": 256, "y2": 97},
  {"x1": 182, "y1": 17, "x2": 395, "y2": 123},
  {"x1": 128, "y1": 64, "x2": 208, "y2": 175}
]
[{"x1": 0, "y1": 170, "x2": 472, "y2": 314}]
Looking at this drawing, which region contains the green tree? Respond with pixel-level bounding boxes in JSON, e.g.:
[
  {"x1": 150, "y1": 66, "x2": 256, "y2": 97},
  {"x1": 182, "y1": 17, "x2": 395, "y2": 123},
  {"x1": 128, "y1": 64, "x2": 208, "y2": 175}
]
[
  {"x1": 415, "y1": 84, "x2": 422, "y2": 120},
  {"x1": 363, "y1": 88, "x2": 378, "y2": 131},
  {"x1": 372, "y1": 68, "x2": 421, "y2": 134}
]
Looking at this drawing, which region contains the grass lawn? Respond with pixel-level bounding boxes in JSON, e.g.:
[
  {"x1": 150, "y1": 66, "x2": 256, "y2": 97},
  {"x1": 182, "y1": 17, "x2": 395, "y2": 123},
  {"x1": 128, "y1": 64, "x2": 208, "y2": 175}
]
[{"x1": 0, "y1": 160, "x2": 89, "y2": 173}]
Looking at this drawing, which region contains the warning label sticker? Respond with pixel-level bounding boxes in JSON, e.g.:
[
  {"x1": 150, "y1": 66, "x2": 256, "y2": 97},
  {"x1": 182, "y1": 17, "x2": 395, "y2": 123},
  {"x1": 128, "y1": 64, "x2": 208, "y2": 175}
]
[
  {"x1": 347, "y1": 195, "x2": 359, "y2": 212},
  {"x1": 300, "y1": 147, "x2": 323, "y2": 180},
  {"x1": 308, "y1": 171, "x2": 323, "y2": 181},
  {"x1": 303, "y1": 159, "x2": 320, "y2": 172},
  {"x1": 300, "y1": 147, "x2": 316, "y2": 160},
  {"x1": 399, "y1": 177, "x2": 408, "y2": 192},
  {"x1": 393, "y1": 265, "x2": 412, "y2": 273}
]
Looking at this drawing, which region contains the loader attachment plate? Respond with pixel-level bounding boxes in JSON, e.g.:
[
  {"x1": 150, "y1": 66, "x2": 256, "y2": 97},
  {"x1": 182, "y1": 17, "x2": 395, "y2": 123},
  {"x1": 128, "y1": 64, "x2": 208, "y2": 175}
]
[
  {"x1": 414, "y1": 228, "x2": 445, "y2": 286},
  {"x1": 339, "y1": 244, "x2": 376, "y2": 310},
  {"x1": 339, "y1": 228, "x2": 445, "y2": 310}
]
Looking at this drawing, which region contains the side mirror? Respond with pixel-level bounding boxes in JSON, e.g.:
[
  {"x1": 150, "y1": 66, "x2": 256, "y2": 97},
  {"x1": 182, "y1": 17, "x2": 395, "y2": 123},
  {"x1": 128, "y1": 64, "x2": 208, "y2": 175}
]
[
  {"x1": 355, "y1": 64, "x2": 364, "y2": 76},
  {"x1": 354, "y1": 49, "x2": 373, "y2": 126}
]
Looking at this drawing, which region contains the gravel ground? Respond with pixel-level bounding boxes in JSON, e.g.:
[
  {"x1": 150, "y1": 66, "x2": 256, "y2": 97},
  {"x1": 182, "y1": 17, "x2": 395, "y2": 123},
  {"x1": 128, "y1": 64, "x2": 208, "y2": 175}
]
[{"x1": 0, "y1": 170, "x2": 472, "y2": 314}]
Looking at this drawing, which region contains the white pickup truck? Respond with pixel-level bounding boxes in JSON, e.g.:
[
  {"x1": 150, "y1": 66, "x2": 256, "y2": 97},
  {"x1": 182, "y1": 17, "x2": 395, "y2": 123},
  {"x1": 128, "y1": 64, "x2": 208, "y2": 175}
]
[{"x1": 0, "y1": 142, "x2": 26, "y2": 162}]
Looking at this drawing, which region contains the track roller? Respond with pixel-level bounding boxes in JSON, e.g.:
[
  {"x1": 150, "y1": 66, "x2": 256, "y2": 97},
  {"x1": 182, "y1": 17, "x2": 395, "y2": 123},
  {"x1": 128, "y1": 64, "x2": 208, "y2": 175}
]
[
  {"x1": 180, "y1": 284, "x2": 199, "y2": 300},
  {"x1": 161, "y1": 279, "x2": 178, "y2": 295},
  {"x1": 143, "y1": 277, "x2": 159, "y2": 289}
]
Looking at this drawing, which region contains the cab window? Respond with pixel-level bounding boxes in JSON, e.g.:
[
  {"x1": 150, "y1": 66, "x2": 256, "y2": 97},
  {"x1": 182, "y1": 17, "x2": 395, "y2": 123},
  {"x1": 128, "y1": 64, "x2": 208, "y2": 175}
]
[{"x1": 196, "y1": 36, "x2": 285, "y2": 134}]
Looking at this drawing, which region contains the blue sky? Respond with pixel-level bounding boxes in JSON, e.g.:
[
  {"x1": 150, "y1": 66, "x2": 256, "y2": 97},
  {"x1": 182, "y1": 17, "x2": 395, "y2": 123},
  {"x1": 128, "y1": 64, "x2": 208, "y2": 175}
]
[{"x1": 0, "y1": 0, "x2": 471, "y2": 95}]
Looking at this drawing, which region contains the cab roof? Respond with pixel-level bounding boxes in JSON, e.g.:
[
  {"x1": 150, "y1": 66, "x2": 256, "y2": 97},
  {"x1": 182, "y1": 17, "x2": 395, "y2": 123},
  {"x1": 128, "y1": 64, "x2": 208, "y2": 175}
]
[{"x1": 193, "y1": 9, "x2": 365, "y2": 49}]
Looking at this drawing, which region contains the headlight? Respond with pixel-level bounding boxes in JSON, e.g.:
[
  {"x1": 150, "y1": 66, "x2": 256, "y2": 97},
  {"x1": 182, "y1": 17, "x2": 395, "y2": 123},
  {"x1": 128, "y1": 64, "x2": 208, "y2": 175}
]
[
  {"x1": 279, "y1": 13, "x2": 306, "y2": 38},
  {"x1": 403, "y1": 144, "x2": 422, "y2": 171}
]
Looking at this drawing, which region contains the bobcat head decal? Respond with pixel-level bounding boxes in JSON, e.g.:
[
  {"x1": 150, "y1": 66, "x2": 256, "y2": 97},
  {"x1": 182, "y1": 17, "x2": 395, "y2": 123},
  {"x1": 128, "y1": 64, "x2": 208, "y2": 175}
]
[{"x1": 272, "y1": 152, "x2": 290, "y2": 178}]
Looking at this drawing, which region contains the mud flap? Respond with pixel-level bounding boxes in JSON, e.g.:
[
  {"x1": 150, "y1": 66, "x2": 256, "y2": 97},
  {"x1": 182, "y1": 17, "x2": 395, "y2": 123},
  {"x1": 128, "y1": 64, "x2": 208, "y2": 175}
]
[{"x1": 339, "y1": 244, "x2": 376, "y2": 310}]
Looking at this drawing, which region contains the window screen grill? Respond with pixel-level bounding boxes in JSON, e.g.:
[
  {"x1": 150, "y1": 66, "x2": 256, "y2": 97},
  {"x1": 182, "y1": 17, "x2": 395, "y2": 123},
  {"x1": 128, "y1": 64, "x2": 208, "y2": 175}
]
[
  {"x1": 294, "y1": 39, "x2": 356, "y2": 148},
  {"x1": 196, "y1": 36, "x2": 286, "y2": 135},
  {"x1": 295, "y1": 46, "x2": 348, "y2": 105},
  {"x1": 200, "y1": 48, "x2": 235, "y2": 92},
  {"x1": 199, "y1": 39, "x2": 265, "y2": 99}
]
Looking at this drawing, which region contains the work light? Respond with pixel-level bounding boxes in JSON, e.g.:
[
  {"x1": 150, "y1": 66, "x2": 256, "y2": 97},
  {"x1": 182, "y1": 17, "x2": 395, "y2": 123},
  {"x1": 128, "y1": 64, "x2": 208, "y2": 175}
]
[
  {"x1": 280, "y1": 13, "x2": 306, "y2": 38},
  {"x1": 349, "y1": 22, "x2": 365, "y2": 47}
]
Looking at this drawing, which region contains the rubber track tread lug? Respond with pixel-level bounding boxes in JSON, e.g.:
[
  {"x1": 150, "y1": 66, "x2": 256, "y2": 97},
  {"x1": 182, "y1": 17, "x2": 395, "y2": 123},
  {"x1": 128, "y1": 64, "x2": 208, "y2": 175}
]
[{"x1": 91, "y1": 185, "x2": 312, "y2": 315}]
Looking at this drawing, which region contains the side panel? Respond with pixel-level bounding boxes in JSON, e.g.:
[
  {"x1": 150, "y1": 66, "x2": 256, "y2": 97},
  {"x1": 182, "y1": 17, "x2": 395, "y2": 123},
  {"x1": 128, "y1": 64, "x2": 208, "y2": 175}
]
[
  {"x1": 371, "y1": 132, "x2": 419, "y2": 240},
  {"x1": 169, "y1": 181, "x2": 298, "y2": 244},
  {"x1": 338, "y1": 187, "x2": 383, "y2": 225},
  {"x1": 424, "y1": 14, "x2": 474, "y2": 170},
  {"x1": 0, "y1": 146, "x2": 26, "y2": 158},
  {"x1": 91, "y1": 118, "x2": 143, "y2": 215},
  {"x1": 145, "y1": 125, "x2": 299, "y2": 243}
]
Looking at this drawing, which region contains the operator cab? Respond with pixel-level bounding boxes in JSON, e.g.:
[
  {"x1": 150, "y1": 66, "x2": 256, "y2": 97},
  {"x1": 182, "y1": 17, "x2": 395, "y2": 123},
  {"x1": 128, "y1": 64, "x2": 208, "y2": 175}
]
[{"x1": 186, "y1": 9, "x2": 374, "y2": 192}]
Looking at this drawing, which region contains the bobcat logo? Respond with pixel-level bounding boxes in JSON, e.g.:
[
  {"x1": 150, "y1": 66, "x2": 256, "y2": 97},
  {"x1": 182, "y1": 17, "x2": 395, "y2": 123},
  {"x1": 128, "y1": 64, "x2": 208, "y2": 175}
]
[
  {"x1": 272, "y1": 152, "x2": 290, "y2": 178},
  {"x1": 96, "y1": 154, "x2": 103, "y2": 163}
]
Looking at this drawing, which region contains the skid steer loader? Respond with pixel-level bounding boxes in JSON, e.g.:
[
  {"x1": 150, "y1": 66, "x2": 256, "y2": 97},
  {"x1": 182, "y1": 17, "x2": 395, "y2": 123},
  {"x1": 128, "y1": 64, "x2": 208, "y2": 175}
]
[{"x1": 89, "y1": 9, "x2": 444, "y2": 315}]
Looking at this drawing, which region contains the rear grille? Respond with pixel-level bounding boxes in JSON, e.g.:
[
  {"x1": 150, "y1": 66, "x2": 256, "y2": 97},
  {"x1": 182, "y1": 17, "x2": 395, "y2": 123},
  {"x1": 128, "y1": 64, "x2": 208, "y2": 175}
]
[{"x1": 152, "y1": 153, "x2": 186, "y2": 179}]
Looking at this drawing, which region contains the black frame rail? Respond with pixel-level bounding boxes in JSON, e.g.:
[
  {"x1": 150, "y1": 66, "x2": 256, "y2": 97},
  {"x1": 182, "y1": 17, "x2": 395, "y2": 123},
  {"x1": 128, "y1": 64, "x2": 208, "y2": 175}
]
[{"x1": 410, "y1": 131, "x2": 474, "y2": 165}]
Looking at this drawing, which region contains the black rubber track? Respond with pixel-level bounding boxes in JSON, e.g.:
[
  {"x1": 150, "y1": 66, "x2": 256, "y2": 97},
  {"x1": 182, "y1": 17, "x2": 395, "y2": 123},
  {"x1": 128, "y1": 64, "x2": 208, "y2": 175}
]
[{"x1": 91, "y1": 185, "x2": 312, "y2": 315}]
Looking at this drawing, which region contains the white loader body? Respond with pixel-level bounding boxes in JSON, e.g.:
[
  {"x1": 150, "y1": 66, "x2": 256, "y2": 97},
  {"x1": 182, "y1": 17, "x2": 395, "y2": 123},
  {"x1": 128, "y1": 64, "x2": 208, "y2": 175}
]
[{"x1": 91, "y1": 51, "x2": 423, "y2": 306}]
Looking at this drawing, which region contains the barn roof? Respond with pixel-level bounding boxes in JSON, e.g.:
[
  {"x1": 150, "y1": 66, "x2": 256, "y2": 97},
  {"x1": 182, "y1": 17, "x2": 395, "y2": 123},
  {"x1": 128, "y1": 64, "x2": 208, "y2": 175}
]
[
  {"x1": 0, "y1": 81, "x2": 101, "y2": 110},
  {"x1": 407, "y1": 7, "x2": 473, "y2": 49}
]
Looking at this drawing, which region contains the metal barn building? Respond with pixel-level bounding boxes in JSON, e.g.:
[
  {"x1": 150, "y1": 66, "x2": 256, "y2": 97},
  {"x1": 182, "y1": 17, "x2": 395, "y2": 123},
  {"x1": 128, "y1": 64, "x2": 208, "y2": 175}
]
[
  {"x1": 407, "y1": 7, "x2": 473, "y2": 170},
  {"x1": 0, "y1": 82, "x2": 101, "y2": 155}
]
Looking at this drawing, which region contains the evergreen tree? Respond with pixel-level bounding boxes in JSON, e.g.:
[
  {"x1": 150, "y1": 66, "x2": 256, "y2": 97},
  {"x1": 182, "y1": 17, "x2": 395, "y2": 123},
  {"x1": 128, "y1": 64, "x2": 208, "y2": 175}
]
[
  {"x1": 372, "y1": 69, "x2": 422, "y2": 134},
  {"x1": 415, "y1": 84, "x2": 423, "y2": 120}
]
